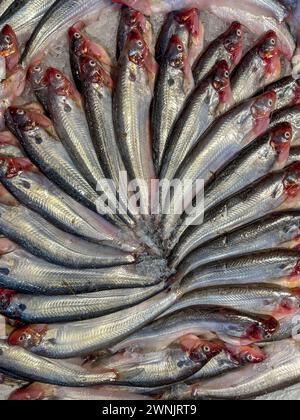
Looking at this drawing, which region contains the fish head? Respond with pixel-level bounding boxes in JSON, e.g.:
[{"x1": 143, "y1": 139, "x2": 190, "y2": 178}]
[
  {"x1": 44, "y1": 68, "x2": 82, "y2": 106},
  {"x1": 79, "y1": 55, "x2": 113, "y2": 90},
  {"x1": 0, "y1": 25, "x2": 19, "y2": 71},
  {"x1": 211, "y1": 60, "x2": 232, "y2": 104},
  {"x1": 269, "y1": 122, "x2": 292, "y2": 168},
  {"x1": 8, "y1": 383, "x2": 55, "y2": 401},
  {"x1": 166, "y1": 35, "x2": 187, "y2": 70},
  {"x1": 257, "y1": 31, "x2": 281, "y2": 80},
  {"x1": 282, "y1": 162, "x2": 300, "y2": 202},
  {"x1": 174, "y1": 8, "x2": 200, "y2": 39},
  {"x1": 0, "y1": 156, "x2": 34, "y2": 178},
  {"x1": 227, "y1": 344, "x2": 266, "y2": 365},
  {"x1": 245, "y1": 316, "x2": 278, "y2": 342},
  {"x1": 275, "y1": 290, "x2": 300, "y2": 317},
  {"x1": 27, "y1": 61, "x2": 47, "y2": 90},
  {"x1": 0, "y1": 288, "x2": 15, "y2": 312},
  {"x1": 292, "y1": 78, "x2": 300, "y2": 105},
  {"x1": 179, "y1": 335, "x2": 223, "y2": 362},
  {"x1": 68, "y1": 26, "x2": 87, "y2": 58},
  {"x1": 126, "y1": 29, "x2": 157, "y2": 77},
  {"x1": 8, "y1": 324, "x2": 48, "y2": 349},
  {"x1": 122, "y1": 6, "x2": 147, "y2": 32},
  {"x1": 251, "y1": 91, "x2": 276, "y2": 135},
  {"x1": 6, "y1": 106, "x2": 36, "y2": 133},
  {"x1": 222, "y1": 22, "x2": 244, "y2": 67}
]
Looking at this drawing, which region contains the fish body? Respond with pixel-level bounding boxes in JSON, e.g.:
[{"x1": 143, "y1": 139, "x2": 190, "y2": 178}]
[{"x1": 263, "y1": 77, "x2": 300, "y2": 111}]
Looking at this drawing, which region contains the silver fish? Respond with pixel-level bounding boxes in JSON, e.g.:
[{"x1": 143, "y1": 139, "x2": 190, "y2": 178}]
[
  {"x1": 20, "y1": 0, "x2": 109, "y2": 66},
  {"x1": 0, "y1": 143, "x2": 24, "y2": 157},
  {"x1": 170, "y1": 164, "x2": 300, "y2": 268},
  {"x1": 0, "y1": 203, "x2": 134, "y2": 268},
  {"x1": 263, "y1": 76, "x2": 300, "y2": 111},
  {"x1": 152, "y1": 33, "x2": 194, "y2": 173},
  {"x1": 270, "y1": 105, "x2": 300, "y2": 146},
  {"x1": 0, "y1": 340, "x2": 116, "y2": 387},
  {"x1": 0, "y1": 249, "x2": 163, "y2": 294}
]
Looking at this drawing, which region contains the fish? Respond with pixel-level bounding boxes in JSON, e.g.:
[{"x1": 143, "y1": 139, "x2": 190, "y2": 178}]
[
  {"x1": 192, "y1": 340, "x2": 300, "y2": 399},
  {"x1": 0, "y1": 0, "x2": 56, "y2": 40},
  {"x1": 0, "y1": 143, "x2": 24, "y2": 158},
  {"x1": 20, "y1": 0, "x2": 109, "y2": 66},
  {"x1": 270, "y1": 105, "x2": 300, "y2": 145},
  {"x1": 0, "y1": 281, "x2": 166, "y2": 323},
  {"x1": 152, "y1": 34, "x2": 194, "y2": 173},
  {"x1": 177, "y1": 250, "x2": 300, "y2": 292},
  {"x1": 161, "y1": 284, "x2": 300, "y2": 320},
  {"x1": 0, "y1": 25, "x2": 19, "y2": 73},
  {"x1": 113, "y1": 29, "x2": 157, "y2": 216},
  {"x1": 186, "y1": 345, "x2": 266, "y2": 384},
  {"x1": 0, "y1": 65, "x2": 25, "y2": 129},
  {"x1": 156, "y1": 8, "x2": 204, "y2": 66},
  {"x1": 0, "y1": 161, "x2": 139, "y2": 252},
  {"x1": 5, "y1": 106, "x2": 103, "y2": 213},
  {"x1": 0, "y1": 203, "x2": 135, "y2": 269},
  {"x1": 7, "y1": 286, "x2": 181, "y2": 358},
  {"x1": 263, "y1": 77, "x2": 300, "y2": 112},
  {"x1": 260, "y1": 311, "x2": 300, "y2": 342},
  {"x1": 170, "y1": 163, "x2": 300, "y2": 268},
  {"x1": 68, "y1": 26, "x2": 112, "y2": 92},
  {"x1": 112, "y1": 1, "x2": 289, "y2": 23},
  {"x1": 88, "y1": 337, "x2": 222, "y2": 387},
  {"x1": 230, "y1": 31, "x2": 282, "y2": 105},
  {"x1": 159, "y1": 60, "x2": 231, "y2": 183},
  {"x1": 163, "y1": 91, "x2": 276, "y2": 241},
  {"x1": 177, "y1": 213, "x2": 300, "y2": 268},
  {"x1": 0, "y1": 249, "x2": 163, "y2": 295},
  {"x1": 0, "y1": 340, "x2": 117, "y2": 387},
  {"x1": 202, "y1": 123, "x2": 292, "y2": 212},
  {"x1": 117, "y1": 5, "x2": 153, "y2": 60},
  {"x1": 110, "y1": 306, "x2": 278, "y2": 352},
  {"x1": 193, "y1": 21, "x2": 244, "y2": 84}
]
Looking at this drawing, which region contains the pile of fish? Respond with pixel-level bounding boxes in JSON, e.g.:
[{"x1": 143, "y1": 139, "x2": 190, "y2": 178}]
[{"x1": 0, "y1": 0, "x2": 300, "y2": 400}]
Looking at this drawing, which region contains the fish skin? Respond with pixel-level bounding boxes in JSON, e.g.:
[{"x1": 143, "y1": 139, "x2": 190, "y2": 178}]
[
  {"x1": 117, "y1": 5, "x2": 153, "y2": 60},
  {"x1": 163, "y1": 91, "x2": 276, "y2": 242},
  {"x1": 263, "y1": 77, "x2": 300, "y2": 111},
  {"x1": 288, "y1": 146, "x2": 300, "y2": 165},
  {"x1": 155, "y1": 8, "x2": 204, "y2": 66},
  {"x1": 161, "y1": 284, "x2": 300, "y2": 320},
  {"x1": 0, "y1": 203, "x2": 135, "y2": 269},
  {"x1": 178, "y1": 251, "x2": 300, "y2": 293},
  {"x1": 0, "y1": 0, "x2": 56, "y2": 39},
  {"x1": 160, "y1": 59, "x2": 231, "y2": 183},
  {"x1": 0, "y1": 0, "x2": 15, "y2": 17},
  {"x1": 0, "y1": 281, "x2": 166, "y2": 323},
  {"x1": 152, "y1": 34, "x2": 194, "y2": 174},
  {"x1": 20, "y1": 0, "x2": 109, "y2": 66},
  {"x1": 270, "y1": 105, "x2": 300, "y2": 146},
  {"x1": 0, "y1": 249, "x2": 163, "y2": 295},
  {"x1": 0, "y1": 143, "x2": 24, "y2": 157},
  {"x1": 90, "y1": 338, "x2": 222, "y2": 387},
  {"x1": 0, "y1": 65, "x2": 25, "y2": 129},
  {"x1": 111, "y1": 306, "x2": 278, "y2": 352},
  {"x1": 113, "y1": 29, "x2": 157, "y2": 215},
  {"x1": 0, "y1": 340, "x2": 117, "y2": 387},
  {"x1": 230, "y1": 31, "x2": 282, "y2": 106},
  {"x1": 170, "y1": 164, "x2": 300, "y2": 268},
  {"x1": 7, "y1": 287, "x2": 181, "y2": 358},
  {"x1": 178, "y1": 213, "x2": 300, "y2": 269},
  {"x1": 0, "y1": 164, "x2": 139, "y2": 252},
  {"x1": 193, "y1": 21, "x2": 244, "y2": 84},
  {"x1": 5, "y1": 106, "x2": 102, "y2": 213}
]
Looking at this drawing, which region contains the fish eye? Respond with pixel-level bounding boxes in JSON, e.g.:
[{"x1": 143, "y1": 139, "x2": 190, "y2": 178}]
[
  {"x1": 236, "y1": 29, "x2": 242, "y2": 37},
  {"x1": 285, "y1": 131, "x2": 291, "y2": 139},
  {"x1": 19, "y1": 334, "x2": 27, "y2": 342},
  {"x1": 89, "y1": 60, "x2": 96, "y2": 67},
  {"x1": 177, "y1": 44, "x2": 183, "y2": 52},
  {"x1": 270, "y1": 38, "x2": 276, "y2": 46},
  {"x1": 265, "y1": 332, "x2": 272, "y2": 339},
  {"x1": 246, "y1": 354, "x2": 254, "y2": 362},
  {"x1": 268, "y1": 99, "x2": 273, "y2": 107},
  {"x1": 74, "y1": 32, "x2": 81, "y2": 39},
  {"x1": 55, "y1": 73, "x2": 62, "y2": 80},
  {"x1": 16, "y1": 109, "x2": 24, "y2": 115},
  {"x1": 203, "y1": 345, "x2": 211, "y2": 353},
  {"x1": 224, "y1": 71, "x2": 229, "y2": 78},
  {"x1": 137, "y1": 40, "x2": 143, "y2": 47},
  {"x1": 33, "y1": 65, "x2": 41, "y2": 72}
]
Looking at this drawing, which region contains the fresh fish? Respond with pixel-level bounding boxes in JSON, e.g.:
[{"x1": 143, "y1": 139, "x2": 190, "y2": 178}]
[
  {"x1": 0, "y1": 249, "x2": 163, "y2": 295},
  {"x1": 186, "y1": 345, "x2": 266, "y2": 383},
  {"x1": 261, "y1": 311, "x2": 300, "y2": 342},
  {"x1": 0, "y1": 25, "x2": 19, "y2": 73},
  {"x1": 152, "y1": 34, "x2": 194, "y2": 173},
  {"x1": 178, "y1": 213, "x2": 300, "y2": 268},
  {"x1": 270, "y1": 105, "x2": 300, "y2": 145},
  {"x1": 156, "y1": 8, "x2": 204, "y2": 66},
  {"x1": 88, "y1": 337, "x2": 222, "y2": 387},
  {"x1": 193, "y1": 21, "x2": 244, "y2": 84},
  {"x1": 177, "y1": 251, "x2": 300, "y2": 292},
  {"x1": 117, "y1": 5, "x2": 153, "y2": 60},
  {"x1": 8, "y1": 287, "x2": 181, "y2": 358},
  {"x1": 68, "y1": 26, "x2": 112, "y2": 92},
  {"x1": 5, "y1": 106, "x2": 102, "y2": 212},
  {"x1": 160, "y1": 60, "x2": 231, "y2": 182},
  {"x1": 9, "y1": 382, "x2": 152, "y2": 400},
  {"x1": 113, "y1": 29, "x2": 157, "y2": 215},
  {"x1": 0, "y1": 203, "x2": 135, "y2": 269},
  {"x1": 163, "y1": 91, "x2": 276, "y2": 241},
  {"x1": 0, "y1": 340, "x2": 117, "y2": 386},
  {"x1": 112, "y1": 1, "x2": 289, "y2": 23},
  {"x1": 263, "y1": 77, "x2": 300, "y2": 112},
  {"x1": 192, "y1": 340, "x2": 300, "y2": 399},
  {"x1": 111, "y1": 307, "x2": 278, "y2": 352},
  {"x1": 203, "y1": 123, "x2": 292, "y2": 212},
  {"x1": 230, "y1": 31, "x2": 282, "y2": 105},
  {"x1": 0, "y1": 161, "x2": 139, "y2": 252},
  {"x1": 162, "y1": 285, "x2": 300, "y2": 320},
  {"x1": 170, "y1": 163, "x2": 300, "y2": 267},
  {"x1": 0, "y1": 0, "x2": 56, "y2": 39},
  {"x1": 20, "y1": 0, "x2": 109, "y2": 66},
  {"x1": 0, "y1": 281, "x2": 166, "y2": 323}
]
